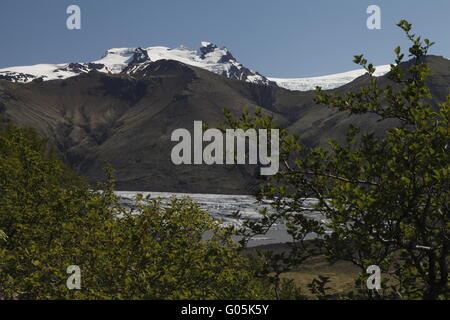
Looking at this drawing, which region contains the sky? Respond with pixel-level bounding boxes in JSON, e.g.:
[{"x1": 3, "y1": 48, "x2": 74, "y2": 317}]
[{"x1": 0, "y1": 0, "x2": 449, "y2": 77}]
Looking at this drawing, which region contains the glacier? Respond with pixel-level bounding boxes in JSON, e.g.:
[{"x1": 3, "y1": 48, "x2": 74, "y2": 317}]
[
  {"x1": 116, "y1": 191, "x2": 326, "y2": 247},
  {"x1": 0, "y1": 42, "x2": 390, "y2": 91},
  {"x1": 268, "y1": 64, "x2": 391, "y2": 91}
]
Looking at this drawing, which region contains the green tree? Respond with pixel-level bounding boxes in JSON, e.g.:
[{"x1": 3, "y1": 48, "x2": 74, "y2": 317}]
[
  {"x1": 0, "y1": 122, "x2": 268, "y2": 299},
  {"x1": 225, "y1": 21, "x2": 449, "y2": 300}
]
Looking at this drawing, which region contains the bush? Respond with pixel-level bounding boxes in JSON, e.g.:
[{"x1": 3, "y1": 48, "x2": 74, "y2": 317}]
[
  {"x1": 0, "y1": 123, "x2": 267, "y2": 299},
  {"x1": 225, "y1": 21, "x2": 449, "y2": 300}
]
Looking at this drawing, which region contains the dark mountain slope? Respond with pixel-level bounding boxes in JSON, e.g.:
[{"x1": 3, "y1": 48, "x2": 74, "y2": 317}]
[
  {"x1": 0, "y1": 56, "x2": 448, "y2": 194},
  {"x1": 283, "y1": 55, "x2": 449, "y2": 147}
]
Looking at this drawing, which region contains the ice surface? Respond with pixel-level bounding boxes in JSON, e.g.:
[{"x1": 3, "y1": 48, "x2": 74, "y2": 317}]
[
  {"x1": 0, "y1": 43, "x2": 268, "y2": 85},
  {"x1": 0, "y1": 42, "x2": 391, "y2": 90},
  {"x1": 269, "y1": 65, "x2": 391, "y2": 91},
  {"x1": 116, "y1": 191, "x2": 325, "y2": 247}
]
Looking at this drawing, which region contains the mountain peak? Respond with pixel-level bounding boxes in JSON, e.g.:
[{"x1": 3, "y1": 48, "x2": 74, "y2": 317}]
[
  {"x1": 0, "y1": 42, "x2": 272, "y2": 86},
  {"x1": 200, "y1": 41, "x2": 215, "y2": 49},
  {"x1": 199, "y1": 41, "x2": 218, "y2": 58},
  {"x1": 197, "y1": 42, "x2": 236, "y2": 65},
  {"x1": 0, "y1": 39, "x2": 396, "y2": 91}
]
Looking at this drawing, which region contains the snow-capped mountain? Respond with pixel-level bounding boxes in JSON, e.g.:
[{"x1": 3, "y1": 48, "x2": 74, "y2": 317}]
[
  {"x1": 0, "y1": 42, "x2": 273, "y2": 86},
  {"x1": 269, "y1": 65, "x2": 391, "y2": 91},
  {"x1": 0, "y1": 41, "x2": 391, "y2": 90}
]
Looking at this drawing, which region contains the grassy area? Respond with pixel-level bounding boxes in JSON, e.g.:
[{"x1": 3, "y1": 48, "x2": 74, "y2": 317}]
[
  {"x1": 281, "y1": 255, "x2": 360, "y2": 297},
  {"x1": 249, "y1": 242, "x2": 361, "y2": 298}
]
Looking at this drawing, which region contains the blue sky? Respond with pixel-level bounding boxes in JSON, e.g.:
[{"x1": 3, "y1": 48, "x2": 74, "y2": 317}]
[{"x1": 0, "y1": 0, "x2": 449, "y2": 77}]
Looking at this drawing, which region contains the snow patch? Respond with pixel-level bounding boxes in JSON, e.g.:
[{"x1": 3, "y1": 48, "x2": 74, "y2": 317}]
[
  {"x1": 269, "y1": 65, "x2": 391, "y2": 91},
  {"x1": 0, "y1": 42, "x2": 391, "y2": 90}
]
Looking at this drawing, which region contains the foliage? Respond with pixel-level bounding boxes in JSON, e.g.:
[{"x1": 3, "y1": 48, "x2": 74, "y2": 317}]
[
  {"x1": 0, "y1": 123, "x2": 268, "y2": 299},
  {"x1": 224, "y1": 21, "x2": 449, "y2": 300}
]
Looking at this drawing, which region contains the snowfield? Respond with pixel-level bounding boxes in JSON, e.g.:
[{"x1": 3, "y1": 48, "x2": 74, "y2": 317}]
[
  {"x1": 269, "y1": 64, "x2": 391, "y2": 91},
  {"x1": 0, "y1": 42, "x2": 391, "y2": 91},
  {"x1": 0, "y1": 42, "x2": 271, "y2": 86}
]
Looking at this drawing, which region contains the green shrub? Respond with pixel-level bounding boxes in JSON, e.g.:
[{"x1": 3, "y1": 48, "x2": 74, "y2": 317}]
[{"x1": 0, "y1": 123, "x2": 267, "y2": 299}]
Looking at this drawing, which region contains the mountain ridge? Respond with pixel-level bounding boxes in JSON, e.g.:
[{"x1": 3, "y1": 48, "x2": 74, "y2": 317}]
[
  {"x1": 1, "y1": 55, "x2": 448, "y2": 194},
  {"x1": 0, "y1": 42, "x2": 401, "y2": 91},
  {"x1": 0, "y1": 42, "x2": 273, "y2": 87}
]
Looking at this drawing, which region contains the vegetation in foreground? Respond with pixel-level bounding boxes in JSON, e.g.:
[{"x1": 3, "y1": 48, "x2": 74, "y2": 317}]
[
  {"x1": 226, "y1": 21, "x2": 449, "y2": 300},
  {"x1": 0, "y1": 21, "x2": 448, "y2": 300},
  {"x1": 0, "y1": 124, "x2": 270, "y2": 299}
]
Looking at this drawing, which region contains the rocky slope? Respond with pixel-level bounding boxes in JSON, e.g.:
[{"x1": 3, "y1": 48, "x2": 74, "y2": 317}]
[{"x1": 0, "y1": 55, "x2": 448, "y2": 194}]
